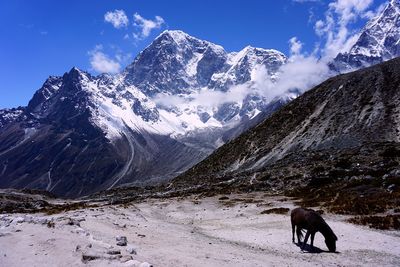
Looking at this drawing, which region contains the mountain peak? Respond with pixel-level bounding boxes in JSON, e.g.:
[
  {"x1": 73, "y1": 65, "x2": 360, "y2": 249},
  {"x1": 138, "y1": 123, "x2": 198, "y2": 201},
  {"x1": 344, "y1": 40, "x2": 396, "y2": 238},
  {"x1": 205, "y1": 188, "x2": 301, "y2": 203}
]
[
  {"x1": 155, "y1": 29, "x2": 196, "y2": 46},
  {"x1": 154, "y1": 29, "x2": 225, "y2": 52},
  {"x1": 66, "y1": 67, "x2": 90, "y2": 81},
  {"x1": 159, "y1": 29, "x2": 189, "y2": 39},
  {"x1": 332, "y1": 0, "x2": 400, "y2": 72},
  {"x1": 68, "y1": 66, "x2": 85, "y2": 76},
  {"x1": 242, "y1": 45, "x2": 286, "y2": 56}
]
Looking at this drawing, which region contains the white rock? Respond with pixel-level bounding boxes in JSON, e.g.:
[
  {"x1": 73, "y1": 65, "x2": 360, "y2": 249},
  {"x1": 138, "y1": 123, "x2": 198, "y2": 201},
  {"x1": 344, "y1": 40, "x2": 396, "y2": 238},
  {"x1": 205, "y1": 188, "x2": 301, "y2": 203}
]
[
  {"x1": 126, "y1": 245, "x2": 137, "y2": 255},
  {"x1": 15, "y1": 217, "x2": 25, "y2": 223},
  {"x1": 116, "y1": 236, "x2": 127, "y2": 246},
  {"x1": 139, "y1": 262, "x2": 153, "y2": 267}
]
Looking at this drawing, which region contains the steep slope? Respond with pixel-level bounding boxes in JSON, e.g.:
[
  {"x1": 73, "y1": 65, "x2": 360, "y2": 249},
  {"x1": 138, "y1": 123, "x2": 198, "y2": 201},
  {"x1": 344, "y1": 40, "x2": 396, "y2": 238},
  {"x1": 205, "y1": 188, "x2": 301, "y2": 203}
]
[
  {"x1": 332, "y1": 0, "x2": 400, "y2": 72},
  {"x1": 172, "y1": 57, "x2": 400, "y2": 190}
]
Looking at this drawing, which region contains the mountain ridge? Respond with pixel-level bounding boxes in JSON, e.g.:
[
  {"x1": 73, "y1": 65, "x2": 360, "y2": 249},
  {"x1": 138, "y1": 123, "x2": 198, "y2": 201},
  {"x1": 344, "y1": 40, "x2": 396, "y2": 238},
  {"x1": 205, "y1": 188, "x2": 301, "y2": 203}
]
[
  {"x1": 0, "y1": 30, "x2": 291, "y2": 197},
  {"x1": 332, "y1": 0, "x2": 400, "y2": 72}
]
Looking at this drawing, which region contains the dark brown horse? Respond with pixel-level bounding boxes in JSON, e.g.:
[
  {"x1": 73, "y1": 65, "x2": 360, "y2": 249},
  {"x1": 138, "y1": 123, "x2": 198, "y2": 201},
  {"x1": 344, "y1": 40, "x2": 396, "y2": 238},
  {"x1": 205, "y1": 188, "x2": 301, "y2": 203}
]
[{"x1": 291, "y1": 208, "x2": 338, "y2": 252}]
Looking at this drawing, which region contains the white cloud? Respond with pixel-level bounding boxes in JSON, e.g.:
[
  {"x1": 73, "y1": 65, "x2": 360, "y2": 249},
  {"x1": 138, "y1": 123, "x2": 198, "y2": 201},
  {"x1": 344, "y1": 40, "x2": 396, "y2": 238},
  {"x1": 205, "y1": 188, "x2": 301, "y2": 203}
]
[
  {"x1": 104, "y1": 10, "x2": 129, "y2": 29},
  {"x1": 314, "y1": 20, "x2": 325, "y2": 36},
  {"x1": 315, "y1": 0, "x2": 374, "y2": 58},
  {"x1": 329, "y1": 0, "x2": 373, "y2": 25},
  {"x1": 153, "y1": 54, "x2": 331, "y2": 112},
  {"x1": 89, "y1": 45, "x2": 121, "y2": 74},
  {"x1": 133, "y1": 13, "x2": 165, "y2": 40},
  {"x1": 362, "y1": 2, "x2": 387, "y2": 19},
  {"x1": 289, "y1": 37, "x2": 303, "y2": 56},
  {"x1": 153, "y1": 84, "x2": 251, "y2": 111}
]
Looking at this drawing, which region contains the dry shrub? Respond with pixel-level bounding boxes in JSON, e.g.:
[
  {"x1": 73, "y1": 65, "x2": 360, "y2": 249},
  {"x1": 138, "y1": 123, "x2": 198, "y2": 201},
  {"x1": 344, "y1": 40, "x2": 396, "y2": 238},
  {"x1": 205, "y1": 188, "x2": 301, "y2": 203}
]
[
  {"x1": 348, "y1": 215, "x2": 400, "y2": 230},
  {"x1": 260, "y1": 207, "x2": 290, "y2": 215}
]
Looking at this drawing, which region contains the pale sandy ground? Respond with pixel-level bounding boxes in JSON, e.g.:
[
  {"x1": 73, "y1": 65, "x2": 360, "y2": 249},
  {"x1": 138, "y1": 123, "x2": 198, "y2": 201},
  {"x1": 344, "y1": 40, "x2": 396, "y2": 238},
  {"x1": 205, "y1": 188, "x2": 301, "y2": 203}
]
[{"x1": 0, "y1": 193, "x2": 399, "y2": 267}]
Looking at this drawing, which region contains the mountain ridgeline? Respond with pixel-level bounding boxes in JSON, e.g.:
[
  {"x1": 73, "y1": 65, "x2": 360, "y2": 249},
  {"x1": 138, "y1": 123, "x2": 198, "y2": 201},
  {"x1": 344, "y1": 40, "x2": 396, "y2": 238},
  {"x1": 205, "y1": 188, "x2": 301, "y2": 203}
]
[{"x1": 0, "y1": 31, "x2": 290, "y2": 198}]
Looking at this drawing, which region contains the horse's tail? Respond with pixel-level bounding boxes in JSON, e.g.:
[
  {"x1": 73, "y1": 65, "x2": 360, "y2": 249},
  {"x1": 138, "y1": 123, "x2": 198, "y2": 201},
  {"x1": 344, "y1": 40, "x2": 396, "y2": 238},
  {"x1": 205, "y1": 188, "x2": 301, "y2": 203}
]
[{"x1": 299, "y1": 228, "x2": 305, "y2": 239}]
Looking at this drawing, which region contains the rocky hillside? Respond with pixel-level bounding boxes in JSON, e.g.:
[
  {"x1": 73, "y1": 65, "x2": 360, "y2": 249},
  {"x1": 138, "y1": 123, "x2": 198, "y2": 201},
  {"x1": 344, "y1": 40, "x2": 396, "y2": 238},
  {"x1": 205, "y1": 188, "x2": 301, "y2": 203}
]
[{"x1": 172, "y1": 57, "x2": 400, "y2": 191}]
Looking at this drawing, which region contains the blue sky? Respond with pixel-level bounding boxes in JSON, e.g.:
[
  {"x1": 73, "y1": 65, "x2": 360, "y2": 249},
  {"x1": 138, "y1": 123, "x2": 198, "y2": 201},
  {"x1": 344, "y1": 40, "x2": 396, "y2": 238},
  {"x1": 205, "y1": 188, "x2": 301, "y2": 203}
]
[{"x1": 0, "y1": 0, "x2": 387, "y2": 108}]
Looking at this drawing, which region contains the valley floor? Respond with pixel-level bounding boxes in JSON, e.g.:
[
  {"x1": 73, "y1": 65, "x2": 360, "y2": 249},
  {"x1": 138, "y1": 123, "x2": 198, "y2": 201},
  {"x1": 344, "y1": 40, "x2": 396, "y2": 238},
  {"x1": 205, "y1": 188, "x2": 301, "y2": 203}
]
[{"x1": 0, "y1": 193, "x2": 399, "y2": 267}]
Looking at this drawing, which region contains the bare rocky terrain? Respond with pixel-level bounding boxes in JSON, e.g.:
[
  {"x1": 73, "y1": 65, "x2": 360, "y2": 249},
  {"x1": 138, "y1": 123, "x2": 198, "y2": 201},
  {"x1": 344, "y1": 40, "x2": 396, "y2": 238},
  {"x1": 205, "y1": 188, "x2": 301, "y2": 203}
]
[{"x1": 1, "y1": 192, "x2": 399, "y2": 267}]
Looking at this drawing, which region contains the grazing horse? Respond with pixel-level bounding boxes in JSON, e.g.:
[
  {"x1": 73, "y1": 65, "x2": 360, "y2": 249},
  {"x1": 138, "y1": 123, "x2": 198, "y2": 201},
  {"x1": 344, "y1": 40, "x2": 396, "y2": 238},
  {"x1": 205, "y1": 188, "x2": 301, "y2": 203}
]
[{"x1": 291, "y1": 208, "x2": 338, "y2": 252}]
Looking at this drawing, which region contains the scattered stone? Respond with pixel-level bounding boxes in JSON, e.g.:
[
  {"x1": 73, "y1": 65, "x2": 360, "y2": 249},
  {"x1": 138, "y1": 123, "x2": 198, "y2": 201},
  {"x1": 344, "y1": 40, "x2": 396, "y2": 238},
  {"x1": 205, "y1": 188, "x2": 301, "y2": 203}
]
[
  {"x1": 66, "y1": 218, "x2": 81, "y2": 227},
  {"x1": 107, "y1": 249, "x2": 121, "y2": 255},
  {"x1": 47, "y1": 221, "x2": 55, "y2": 228},
  {"x1": 116, "y1": 236, "x2": 127, "y2": 246},
  {"x1": 13, "y1": 217, "x2": 25, "y2": 224},
  {"x1": 126, "y1": 246, "x2": 137, "y2": 255},
  {"x1": 139, "y1": 262, "x2": 153, "y2": 267},
  {"x1": 113, "y1": 221, "x2": 127, "y2": 228},
  {"x1": 81, "y1": 253, "x2": 122, "y2": 263},
  {"x1": 119, "y1": 255, "x2": 133, "y2": 263},
  {"x1": 390, "y1": 169, "x2": 400, "y2": 177},
  {"x1": 0, "y1": 233, "x2": 11, "y2": 237},
  {"x1": 364, "y1": 175, "x2": 373, "y2": 180},
  {"x1": 387, "y1": 184, "x2": 396, "y2": 192},
  {"x1": 73, "y1": 227, "x2": 88, "y2": 236},
  {"x1": 124, "y1": 260, "x2": 142, "y2": 266},
  {"x1": 36, "y1": 218, "x2": 49, "y2": 225},
  {"x1": 81, "y1": 253, "x2": 101, "y2": 263}
]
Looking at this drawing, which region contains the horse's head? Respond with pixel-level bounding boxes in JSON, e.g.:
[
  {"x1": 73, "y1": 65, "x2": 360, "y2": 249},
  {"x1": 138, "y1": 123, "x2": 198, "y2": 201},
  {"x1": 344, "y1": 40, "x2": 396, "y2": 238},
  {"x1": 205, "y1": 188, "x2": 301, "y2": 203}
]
[{"x1": 325, "y1": 234, "x2": 338, "y2": 252}]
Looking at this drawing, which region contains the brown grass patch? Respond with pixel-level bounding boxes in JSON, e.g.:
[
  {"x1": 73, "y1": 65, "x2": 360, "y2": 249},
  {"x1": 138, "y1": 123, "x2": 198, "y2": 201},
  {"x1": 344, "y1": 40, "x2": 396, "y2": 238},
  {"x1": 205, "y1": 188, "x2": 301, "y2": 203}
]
[
  {"x1": 287, "y1": 179, "x2": 400, "y2": 215},
  {"x1": 348, "y1": 215, "x2": 400, "y2": 230},
  {"x1": 260, "y1": 207, "x2": 290, "y2": 215}
]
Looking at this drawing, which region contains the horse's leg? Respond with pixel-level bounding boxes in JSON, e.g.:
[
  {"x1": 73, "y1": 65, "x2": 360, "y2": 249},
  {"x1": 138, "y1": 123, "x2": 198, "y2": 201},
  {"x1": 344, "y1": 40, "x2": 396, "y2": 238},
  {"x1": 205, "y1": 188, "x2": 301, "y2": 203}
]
[
  {"x1": 301, "y1": 230, "x2": 311, "y2": 250},
  {"x1": 310, "y1": 232, "x2": 315, "y2": 251},
  {"x1": 292, "y1": 222, "x2": 295, "y2": 243},
  {"x1": 296, "y1": 228, "x2": 302, "y2": 244}
]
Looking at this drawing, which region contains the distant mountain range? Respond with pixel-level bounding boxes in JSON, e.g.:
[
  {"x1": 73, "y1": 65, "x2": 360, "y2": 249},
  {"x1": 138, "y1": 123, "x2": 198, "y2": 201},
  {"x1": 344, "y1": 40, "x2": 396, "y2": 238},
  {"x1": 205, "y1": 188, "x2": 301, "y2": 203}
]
[
  {"x1": 0, "y1": 30, "x2": 292, "y2": 197},
  {"x1": 1, "y1": 0, "x2": 400, "y2": 198}
]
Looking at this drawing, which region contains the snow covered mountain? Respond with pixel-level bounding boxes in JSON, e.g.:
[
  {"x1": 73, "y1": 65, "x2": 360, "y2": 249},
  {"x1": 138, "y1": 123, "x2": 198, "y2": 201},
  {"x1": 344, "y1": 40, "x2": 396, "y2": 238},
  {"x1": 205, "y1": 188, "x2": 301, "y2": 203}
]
[
  {"x1": 0, "y1": 30, "x2": 292, "y2": 197},
  {"x1": 332, "y1": 0, "x2": 400, "y2": 72}
]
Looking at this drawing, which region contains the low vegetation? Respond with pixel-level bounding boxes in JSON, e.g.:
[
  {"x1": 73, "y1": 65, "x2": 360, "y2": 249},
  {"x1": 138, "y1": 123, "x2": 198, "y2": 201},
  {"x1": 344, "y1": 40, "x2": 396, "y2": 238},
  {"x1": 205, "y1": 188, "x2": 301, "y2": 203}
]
[{"x1": 260, "y1": 208, "x2": 289, "y2": 215}]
